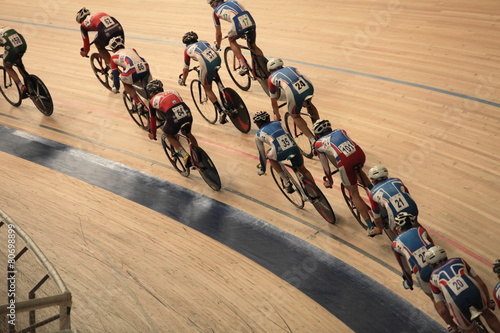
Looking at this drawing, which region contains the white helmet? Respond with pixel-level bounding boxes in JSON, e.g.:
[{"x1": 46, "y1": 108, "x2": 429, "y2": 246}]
[
  {"x1": 368, "y1": 165, "x2": 388, "y2": 181},
  {"x1": 108, "y1": 36, "x2": 125, "y2": 50},
  {"x1": 267, "y1": 58, "x2": 284, "y2": 72},
  {"x1": 312, "y1": 119, "x2": 332, "y2": 135},
  {"x1": 424, "y1": 246, "x2": 447, "y2": 265},
  {"x1": 394, "y1": 212, "x2": 416, "y2": 227},
  {"x1": 76, "y1": 7, "x2": 90, "y2": 23}
]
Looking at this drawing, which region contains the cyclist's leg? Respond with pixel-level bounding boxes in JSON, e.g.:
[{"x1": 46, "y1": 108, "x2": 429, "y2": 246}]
[
  {"x1": 228, "y1": 28, "x2": 248, "y2": 69},
  {"x1": 306, "y1": 99, "x2": 320, "y2": 122},
  {"x1": 3, "y1": 53, "x2": 24, "y2": 88},
  {"x1": 291, "y1": 113, "x2": 315, "y2": 142},
  {"x1": 290, "y1": 152, "x2": 316, "y2": 185},
  {"x1": 246, "y1": 29, "x2": 264, "y2": 57},
  {"x1": 481, "y1": 308, "x2": 500, "y2": 331}
]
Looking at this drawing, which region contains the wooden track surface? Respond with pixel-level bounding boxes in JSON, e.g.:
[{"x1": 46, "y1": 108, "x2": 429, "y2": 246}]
[{"x1": 1, "y1": 0, "x2": 499, "y2": 331}]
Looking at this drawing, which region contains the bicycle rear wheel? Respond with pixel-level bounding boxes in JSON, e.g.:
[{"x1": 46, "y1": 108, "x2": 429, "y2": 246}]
[
  {"x1": 90, "y1": 53, "x2": 112, "y2": 91},
  {"x1": 161, "y1": 134, "x2": 190, "y2": 177},
  {"x1": 190, "y1": 79, "x2": 217, "y2": 124},
  {"x1": 223, "y1": 47, "x2": 251, "y2": 91},
  {"x1": 192, "y1": 146, "x2": 221, "y2": 191},
  {"x1": 0, "y1": 66, "x2": 21, "y2": 107},
  {"x1": 284, "y1": 111, "x2": 314, "y2": 159},
  {"x1": 123, "y1": 91, "x2": 149, "y2": 130},
  {"x1": 28, "y1": 75, "x2": 53, "y2": 116},
  {"x1": 341, "y1": 184, "x2": 370, "y2": 230},
  {"x1": 303, "y1": 178, "x2": 336, "y2": 224},
  {"x1": 270, "y1": 164, "x2": 304, "y2": 209},
  {"x1": 223, "y1": 87, "x2": 251, "y2": 133}
]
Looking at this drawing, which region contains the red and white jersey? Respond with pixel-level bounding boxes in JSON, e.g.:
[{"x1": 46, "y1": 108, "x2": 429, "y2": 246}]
[
  {"x1": 150, "y1": 91, "x2": 184, "y2": 113},
  {"x1": 110, "y1": 48, "x2": 149, "y2": 76}
]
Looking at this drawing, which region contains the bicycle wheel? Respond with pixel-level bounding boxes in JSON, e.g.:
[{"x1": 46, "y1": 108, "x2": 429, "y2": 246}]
[
  {"x1": 341, "y1": 184, "x2": 370, "y2": 230},
  {"x1": 123, "y1": 91, "x2": 149, "y2": 130},
  {"x1": 303, "y1": 178, "x2": 336, "y2": 224},
  {"x1": 161, "y1": 134, "x2": 190, "y2": 177},
  {"x1": 223, "y1": 87, "x2": 251, "y2": 133},
  {"x1": 223, "y1": 47, "x2": 251, "y2": 91},
  {"x1": 0, "y1": 66, "x2": 21, "y2": 107},
  {"x1": 28, "y1": 75, "x2": 53, "y2": 116},
  {"x1": 190, "y1": 79, "x2": 217, "y2": 124},
  {"x1": 192, "y1": 146, "x2": 221, "y2": 191},
  {"x1": 270, "y1": 164, "x2": 304, "y2": 209},
  {"x1": 90, "y1": 53, "x2": 112, "y2": 91},
  {"x1": 284, "y1": 111, "x2": 314, "y2": 159}
]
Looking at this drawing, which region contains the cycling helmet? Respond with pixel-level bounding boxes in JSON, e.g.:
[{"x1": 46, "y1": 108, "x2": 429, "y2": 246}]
[
  {"x1": 76, "y1": 7, "x2": 90, "y2": 23},
  {"x1": 312, "y1": 119, "x2": 332, "y2": 135},
  {"x1": 207, "y1": 0, "x2": 221, "y2": 5},
  {"x1": 394, "y1": 212, "x2": 416, "y2": 228},
  {"x1": 146, "y1": 80, "x2": 164, "y2": 97},
  {"x1": 493, "y1": 259, "x2": 500, "y2": 274},
  {"x1": 0, "y1": 27, "x2": 6, "y2": 46},
  {"x1": 253, "y1": 111, "x2": 270, "y2": 124},
  {"x1": 182, "y1": 31, "x2": 198, "y2": 45},
  {"x1": 267, "y1": 58, "x2": 284, "y2": 72},
  {"x1": 108, "y1": 36, "x2": 125, "y2": 50},
  {"x1": 368, "y1": 165, "x2": 388, "y2": 181},
  {"x1": 424, "y1": 246, "x2": 447, "y2": 265}
]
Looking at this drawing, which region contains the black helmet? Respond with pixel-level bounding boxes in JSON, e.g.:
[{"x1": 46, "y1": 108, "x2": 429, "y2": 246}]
[
  {"x1": 182, "y1": 31, "x2": 198, "y2": 45},
  {"x1": 253, "y1": 111, "x2": 270, "y2": 124},
  {"x1": 146, "y1": 80, "x2": 164, "y2": 96}
]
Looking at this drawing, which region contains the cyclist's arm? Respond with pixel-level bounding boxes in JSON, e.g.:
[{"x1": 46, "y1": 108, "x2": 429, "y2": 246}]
[
  {"x1": 317, "y1": 150, "x2": 333, "y2": 186},
  {"x1": 148, "y1": 102, "x2": 158, "y2": 139},
  {"x1": 254, "y1": 135, "x2": 267, "y2": 172},
  {"x1": 80, "y1": 26, "x2": 91, "y2": 55},
  {"x1": 181, "y1": 50, "x2": 190, "y2": 83},
  {"x1": 215, "y1": 25, "x2": 223, "y2": 50},
  {"x1": 392, "y1": 245, "x2": 413, "y2": 284}
]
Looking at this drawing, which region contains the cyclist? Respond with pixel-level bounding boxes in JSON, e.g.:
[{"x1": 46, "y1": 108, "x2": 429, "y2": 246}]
[
  {"x1": 493, "y1": 259, "x2": 500, "y2": 309},
  {"x1": 426, "y1": 246, "x2": 500, "y2": 333},
  {"x1": 76, "y1": 7, "x2": 124, "y2": 67},
  {"x1": 368, "y1": 165, "x2": 419, "y2": 236},
  {"x1": 108, "y1": 36, "x2": 150, "y2": 113},
  {"x1": 207, "y1": 0, "x2": 263, "y2": 75},
  {"x1": 0, "y1": 26, "x2": 28, "y2": 98},
  {"x1": 146, "y1": 79, "x2": 197, "y2": 166},
  {"x1": 312, "y1": 119, "x2": 375, "y2": 235},
  {"x1": 178, "y1": 31, "x2": 228, "y2": 125},
  {"x1": 253, "y1": 111, "x2": 315, "y2": 193},
  {"x1": 267, "y1": 58, "x2": 319, "y2": 148},
  {"x1": 392, "y1": 213, "x2": 435, "y2": 299}
]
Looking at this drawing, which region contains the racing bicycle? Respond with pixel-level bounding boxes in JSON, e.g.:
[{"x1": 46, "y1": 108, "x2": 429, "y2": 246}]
[
  {"x1": 337, "y1": 164, "x2": 397, "y2": 241},
  {"x1": 186, "y1": 66, "x2": 251, "y2": 134},
  {"x1": 223, "y1": 32, "x2": 269, "y2": 96},
  {"x1": 161, "y1": 126, "x2": 221, "y2": 191},
  {"x1": 279, "y1": 99, "x2": 317, "y2": 159},
  {"x1": 269, "y1": 159, "x2": 336, "y2": 224},
  {"x1": 0, "y1": 55, "x2": 53, "y2": 116}
]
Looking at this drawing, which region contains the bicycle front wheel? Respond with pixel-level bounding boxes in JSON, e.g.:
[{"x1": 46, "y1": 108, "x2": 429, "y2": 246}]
[
  {"x1": 0, "y1": 66, "x2": 21, "y2": 107},
  {"x1": 284, "y1": 111, "x2": 314, "y2": 159},
  {"x1": 223, "y1": 87, "x2": 251, "y2": 133},
  {"x1": 341, "y1": 184, "x2": 370, "y2": 230},
  {"x1": 90, "y1": 53, "x2": 112, "y2": 91},
  {"x1": 223, "y1": 47, "x2": 251, "y2": 91},
  {"x1": 303, "y1": 178, "x2": 336, "y2": 224},
  {"x1": 270, "y1": 164, "x2": 304, "y2": 209},
  {"x1": 192, "y1": 146, "x2": 221, "y2": 191},
  {"x1": 28, "y1": 75, "x2": 53, "y2": 116},
  {"x1": 123, "y1": 91, "x2": 149, "y2": 130},
  {"x1": 161, "y1": 134, "x2": 190, "y2": 177},
  {"x1": 190, "y1": 79, "x2": 217, "y2": 124}
]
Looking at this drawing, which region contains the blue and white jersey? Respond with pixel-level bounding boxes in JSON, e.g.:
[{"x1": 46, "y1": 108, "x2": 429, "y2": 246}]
[
  {"x1": 493, "y1": 281, "x2": 500, "y2": 308},
  {"x1": 184, "y1": 41, "x2": 220, "y2": 67},
  {"x1": 254, "y1": 121, "x2": 298, "y2": 172},
  {"x1": 392, "y1": 226, "x2": 434, "y2": 275},
  {"x1": 369, "y1": 177, "x2": 418, "y2": 228}
]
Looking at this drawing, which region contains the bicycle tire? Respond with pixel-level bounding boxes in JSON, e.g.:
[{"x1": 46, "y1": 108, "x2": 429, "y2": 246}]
[
  {"x1": 161, "y1": 134, "x2": 190, "y2": 177},
  {"x1": 303, "y1": 178, "x2": 336, "y2": 224},
  {"x1": 192, "y1": 146, "x2": 221, "y2": 191},
  {"x1": 0, "y1": 66, "x2": 21, "y2": 107},
  {"x1": 223, "y1": 87, "x2": 251, "y2": 133},
  {"x1": 90, "y1": 53, "x2": 112, "y2": 91},
  {"x1": 284, "y1": 111, "x2": 314, "y2": 159},
  {"x1": 28, "y1": 75, "x2": 53, "y2": 116},
  {"x1": 341, "y1": 183, "x2": 370, "y2": 230},
  {"x1": 123, "y1": 91, "x2": 149, "y2": 130},
  {"x1": 223, "y1": 47, "x2": 251, "y2": 91},
  {"x1": 270, "y1": 164, "x2": 304, "y2": 209},
  {"x1": 190, "y1": 79, "x2": 217, "y2": 124}
]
